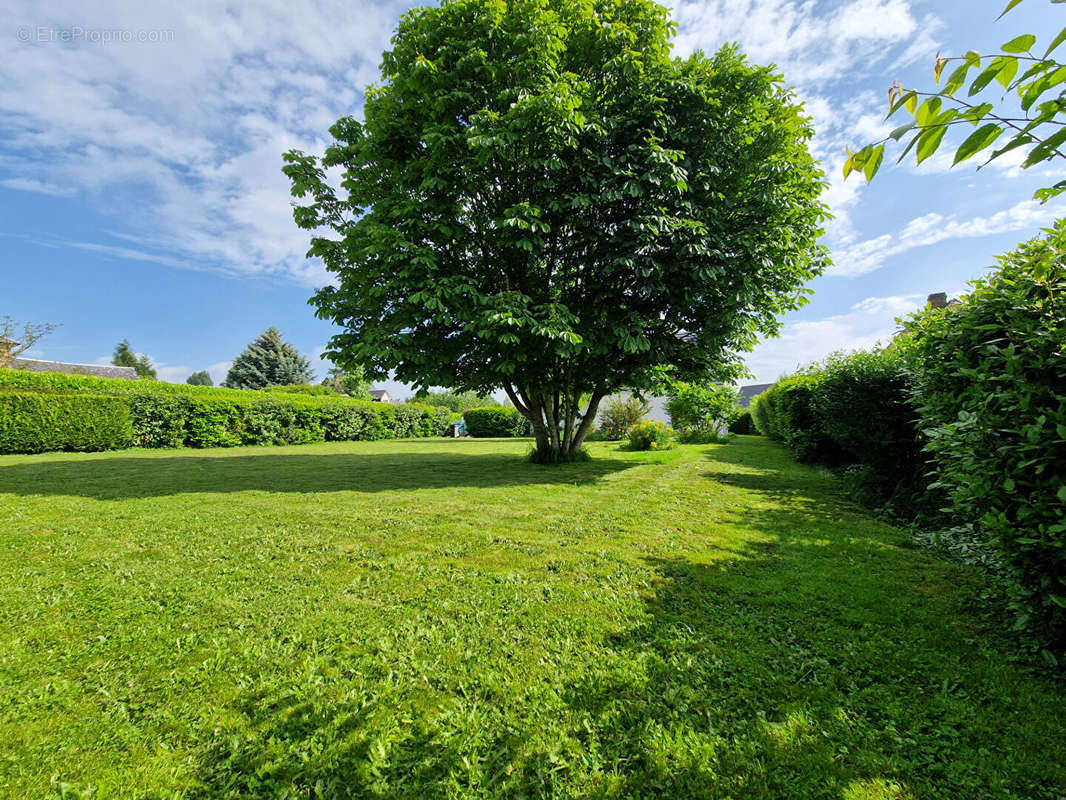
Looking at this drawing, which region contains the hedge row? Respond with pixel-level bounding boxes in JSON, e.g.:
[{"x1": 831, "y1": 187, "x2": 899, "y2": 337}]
[
  {"x1": 751, "y1": 349, "x2": 925, "y2": 512},
  {"x1": 124, "y1": 394, "x2": 451, "y2": 448},
  {"x1": 751, "y1": 221, "x2": 1066, "y2": 659},
  {"x1": 0, "y1": 393, "x2": 133, "y2": 454},
  {"x1": 0, "y1": 368, "x2": 329, "y2": 401},
  {"x1": 905, "y1": 221, "x2": 1066, "y2": 658},
  {"x1": 463, "y1": 406, "x2": 530, "y2": 437},
  {"x1": 0, "y1": 369, "x2": 452, "y2": 453}
]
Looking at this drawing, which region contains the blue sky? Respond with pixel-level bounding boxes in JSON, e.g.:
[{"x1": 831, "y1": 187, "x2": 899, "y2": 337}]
[{"x1": 2, "y1": 0, "x2": 1063, "y2": 396}]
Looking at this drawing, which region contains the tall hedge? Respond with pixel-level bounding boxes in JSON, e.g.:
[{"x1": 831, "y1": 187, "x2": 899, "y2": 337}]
[
  {"x1": 0, "y1": 369, "x2": 451, "y2": 454},
  {"x1": 904, "y1": 221, "x2": 1066, "y2": 657},
  {"x1": 749, "y1": 350, "x2": 929, "y2": 513},
  {"x1": 463, "y1": 407, "x2": 529, "y2": 437},
  {"x1": 0, "y1": 393, "x2": 133, "y2": 454}
]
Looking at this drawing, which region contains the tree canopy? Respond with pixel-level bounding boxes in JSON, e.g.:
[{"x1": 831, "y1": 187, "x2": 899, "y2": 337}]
[
  {"x1": 224, "y1": 327, "x2": 313, "y2": 390},
  {"x1": 186, "y1": 370, "x2": 214, "y2": 386},
  {"x1": 285, "y1": 0, "x2": 828, "y2": 461}
]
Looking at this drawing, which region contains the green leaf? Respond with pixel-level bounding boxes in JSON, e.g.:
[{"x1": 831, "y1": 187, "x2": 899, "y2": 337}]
[
  {"x1": 864, "y1": 144, "x2": 885, "y2": 181},
  {"x1": 969, "y1": 64, "x2": 1002, "y2": 96},
  {"x1": 915, "y1": 97, "x2": 942, "y2": 126},
  {"x1": 916, "y1": 125, "x2": 948, "y2": 165},
  {"x1": 888, "y1": 122, "x2": 916, "y2": 141},
  {"x1": 1022, "y1": 125, "x2": 1066, "y2": 166},
  {"x1": 1003, "y1": 477, "x2": 1016, "y2": 492},
  {"x1": 995, "y1": 56, "x2": 1020, "y2": 88},
  {"x1": 997, "y1": 0, "x2": 1026, "y2": 18},
  {"x1": 1057, "y1": 485, "x2": 1066, "y2": 502},
  {"x1": 943, "y1": 63, "x2": 972, "y2": 95},
  {"x1": 1044, "y1": 26, "x2": 1066, "y2": 57},
  {"x1": 954, "y1": 124, "x2": 1004, "y2": 165},
  {"x1": 1001, "y1": 34, "x2": 1036, "y2": 53},
  {"x1": 990, "y1": 132, "x2": 1035, "y2": 161}
]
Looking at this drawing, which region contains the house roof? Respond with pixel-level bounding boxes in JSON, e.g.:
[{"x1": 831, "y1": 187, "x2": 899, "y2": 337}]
[
  {"x1": 369, "y1": 388, "x2": 390, "y2": 400},
  {"x1": 0, "y1": 334, "x2": 20, "y2": 346},
  {"x1": 737, "y1": 382, "x2": 774, "y2": 407},
  {"x1": 11, "y1": 358, "x2": 139, "y2": 380}
]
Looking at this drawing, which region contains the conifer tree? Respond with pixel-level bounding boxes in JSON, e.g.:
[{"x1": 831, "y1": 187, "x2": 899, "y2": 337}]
[{"x1": 224, "y1": 327, "x2": 313, "y2": 389}]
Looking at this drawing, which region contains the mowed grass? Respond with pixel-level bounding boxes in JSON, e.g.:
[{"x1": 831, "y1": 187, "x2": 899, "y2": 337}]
[{"x1": 1, "y1": 437, "x2": 1064, "y2": 799}]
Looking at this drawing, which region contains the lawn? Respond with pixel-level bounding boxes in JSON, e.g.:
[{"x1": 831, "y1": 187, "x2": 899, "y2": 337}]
[{"x1": 1, "y1": 437, "x2": 1064, "y2": 799}]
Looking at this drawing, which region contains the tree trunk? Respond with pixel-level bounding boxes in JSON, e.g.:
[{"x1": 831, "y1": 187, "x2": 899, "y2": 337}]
[
  {"x1": 505, "y1": 383, "x2": 606, "y2": 463},
  {"x1": 569, "y1": 390, "x2": 605, "y2": 456}
]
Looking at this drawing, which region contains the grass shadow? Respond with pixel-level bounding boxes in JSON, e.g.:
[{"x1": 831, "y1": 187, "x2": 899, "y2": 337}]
[
  {"x1": 182, "y1": 442, "x2": 1066, "y2": 797},
  {"x1": 0, "y1": 448, "x2": 640, "y2": 500}
]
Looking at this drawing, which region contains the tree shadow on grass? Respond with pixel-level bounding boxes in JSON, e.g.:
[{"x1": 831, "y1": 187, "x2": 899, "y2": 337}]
[
  {"x1": 183, "y1": 478, "x2": 1066, "y2": 798},
  {"x1": 0, "y1": 449, "x2": 640, "y2": 500}
]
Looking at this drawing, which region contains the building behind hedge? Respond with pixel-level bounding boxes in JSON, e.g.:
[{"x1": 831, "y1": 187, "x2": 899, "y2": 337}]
[{"x1": 11, "y1": 358, "x2": 138, "y2": 380}]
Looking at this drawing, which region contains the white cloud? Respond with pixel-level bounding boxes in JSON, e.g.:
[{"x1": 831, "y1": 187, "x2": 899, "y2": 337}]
[
  {"x1": 0, "y1": 177, "x2": 75, "y2": 196},
  {"x1": 1, "y1": 0, "x2": 407, "y2": 286},
  {"x1": 829, "y1": 199, "x2": 1061, "y2": 277},
  {"x1": 206, "y1": 361, "x2": 232, "y2": 387},
  {"x1": 744, "y1": 293, "x2": 925, "y2": 382},
  {"x1": 668, "y1": 0, "x2": 930, "y2": 85}
]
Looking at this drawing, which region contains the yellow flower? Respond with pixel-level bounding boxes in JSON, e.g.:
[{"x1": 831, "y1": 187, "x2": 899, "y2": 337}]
[{"x1": 650, "y1": 441, "x2": 658, "y2": 448}]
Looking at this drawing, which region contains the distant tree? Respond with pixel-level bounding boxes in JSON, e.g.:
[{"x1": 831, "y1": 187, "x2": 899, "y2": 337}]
[
  {"x1": 186, "y1": 370, "x2": 214, "y2": 386},
  {"x1": 284, "y1": 0, "x2": 829, "y2": 463},
  {"x1": 410, "y1": 388, "x2": 499, "y2": 413},
  {"x1": 0, "y1": 316, "x2": 60, "y2": 367},
  {"x1": 224, "y1": 327, "x2": 313, "y2": 390},
  {"x1": 113, "y1": 339, "x2": 156, "y2": 380},
  {"x1": 322, "y1": 364, "x2": 372, "y2": 400}
]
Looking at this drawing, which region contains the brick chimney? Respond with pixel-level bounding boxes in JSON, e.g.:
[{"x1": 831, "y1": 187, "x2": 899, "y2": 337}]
[{"x1": 926, "y1": 292, "x2": 947, "y2": 310}]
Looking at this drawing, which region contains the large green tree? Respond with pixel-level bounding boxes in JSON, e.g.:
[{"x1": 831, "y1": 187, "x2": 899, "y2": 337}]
[
  {"x1": 224, "y1": 327, "x2": 313, "y2": 390},
  {"x1": 186, "y1": 370, "x2": 214, "y2": 386},
  {"x1": 285, "y1": 0, "x2": 828, "y2": 462}
]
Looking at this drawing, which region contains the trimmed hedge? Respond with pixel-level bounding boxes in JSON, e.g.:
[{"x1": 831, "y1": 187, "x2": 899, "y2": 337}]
[
  {"x1": 750, "y1": 349, "x2": 929, "y2": 514},
  {"x1": 729, "y1": 409, "x2": 755, "y2": 435},
  {"x1": 463, "y1": 406, "x2": 529, "y2": 437},
  {"x1": 0, "y1": 392, "x2": 133, "y2": 454},
  {"x1": 0, "y1": 368, "x2": 451, "y2": 453},
  {"x1": 903, "y1": 220, "x2": 1066, "y2": 657}
]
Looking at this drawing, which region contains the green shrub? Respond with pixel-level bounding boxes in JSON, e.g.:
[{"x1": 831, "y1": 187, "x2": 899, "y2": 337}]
[
  {"x1": 904, "y1": 221, "x2": 1066, "y2": 658},
  {"x1": 750, "y1": 392, "x2": 772, "y2": 437},
  {"x1": 270, "y1": 384, "x2": 336, "y2": 396},
  {"x1": 464, "y1": 406, "x2": 529, "y2": 437},
  {"x1": 627, "y1": 419, "x2": 675, "y2": 451},
  {"x1": 811, "y1": 349, "x2": 929, "y2": 512},
  {"x1": 665, "y1": 382, "x2": 738, "y2": 437},
  {"x1": 729, "y1": 409, "x2": 756, "y2": 434},
  {"x1": 0, "y1": 392, "x2": 132, "y2": 454},
  {"x1": 749, "y1": 351, "x2": 934, "y2": 516},
  {"x1": 0, "y1": 369, "x2": 452, "y2": 453},
  {"x1": 677, "y1": 428, "x2": 728, "y2": 444},
  {"x1": 754, "y1": 372, "x2": 838, "y2": 463},
  {"x1": 597, "y1": 395, "x2": 649, "y2": 440},
  {"x1": 128, "y1": 395, "x2": 186, "y2": 448},
  {"x1": 410, "y1": 389, "x2": 499, "y2": 413}
]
